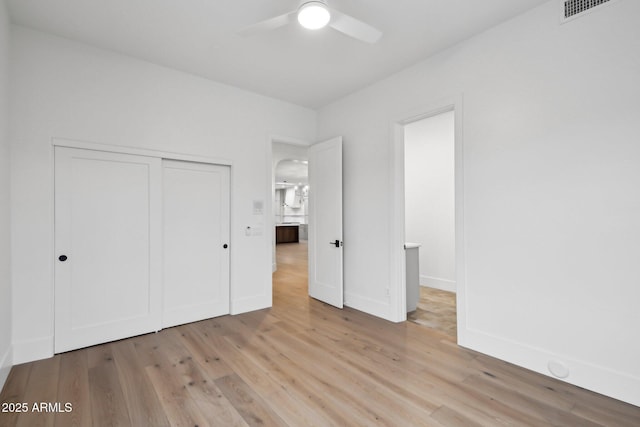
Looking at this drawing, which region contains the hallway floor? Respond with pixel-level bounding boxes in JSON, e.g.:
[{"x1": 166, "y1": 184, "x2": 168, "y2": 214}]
[{"x1": 408, "y1": 287, "x2": 457, "y2": 339}]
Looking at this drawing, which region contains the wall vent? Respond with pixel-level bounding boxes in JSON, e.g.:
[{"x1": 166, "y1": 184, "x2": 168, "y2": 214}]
[{"x1": 561, "y1": 0, "x2": 616, "y2": 23}]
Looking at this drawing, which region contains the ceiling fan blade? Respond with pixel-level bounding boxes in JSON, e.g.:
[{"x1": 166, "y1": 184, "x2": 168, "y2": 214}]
[
  {"x1": 237, "y1": 11, "x2": 296, "y2": 37},
  {"x1": 328, "y1": 10, "x2": 382, "y2": 44}
]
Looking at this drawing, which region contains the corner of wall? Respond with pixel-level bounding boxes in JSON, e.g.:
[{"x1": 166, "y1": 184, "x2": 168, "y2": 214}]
[{"x1": 0, "y1": 0, "x2": 13, "y2": 395}]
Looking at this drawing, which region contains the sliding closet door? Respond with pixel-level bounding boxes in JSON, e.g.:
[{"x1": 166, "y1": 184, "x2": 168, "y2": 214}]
[
  {"x1": 54, "y1": 147, "x2": 162, "y2": 353},
  {"x1": 162, "y1": 160, "x2": 230, "y2": 328}
]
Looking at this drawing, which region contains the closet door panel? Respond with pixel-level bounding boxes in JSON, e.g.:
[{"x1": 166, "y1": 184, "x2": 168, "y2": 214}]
[
  {"x1": 55, "y1": 147, "x2": 162, "y2": 353},
  {"x1": 162, "y1": 160, "x2": 230, "y2": 328}
]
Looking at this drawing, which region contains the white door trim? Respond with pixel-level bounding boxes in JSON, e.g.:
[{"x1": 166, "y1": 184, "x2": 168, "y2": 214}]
[
  {"x1": 267, "y1": 135, "x2": 312, "y2": 275},
  {"x1": 389, "y1": 95, "x2": 467, "y2": 344},
  {"x1": 52, "y1": 137, "x2": 232, "y2": 166}
]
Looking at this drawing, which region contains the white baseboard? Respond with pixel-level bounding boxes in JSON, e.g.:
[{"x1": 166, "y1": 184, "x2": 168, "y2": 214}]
[
  {"x1": 420, "y1": 275, "x2": 456, "y2": 293},
  {"x1": 460, "y1": 328, "x2": 640, "y2": 407},
  {"x1": 12, "y1": 336, "x2": 53, "y2": 364},
  {"x1": 0, "y1": 344, "x2": 12, "y2": 392}
]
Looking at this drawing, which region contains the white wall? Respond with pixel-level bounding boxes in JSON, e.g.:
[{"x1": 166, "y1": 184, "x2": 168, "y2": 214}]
[
  {"x1": 405, "y1": 111, "x2": 455, "y2": 292},
  {"x1": 318, "y1": 1, "x2": 640, "y2": 406},
  {"x1": 0, "y1": 0, "x2": 12, "y2": 390},
  {"x1": 9, "y1": 26, "x2": 316, "y2": 364}
]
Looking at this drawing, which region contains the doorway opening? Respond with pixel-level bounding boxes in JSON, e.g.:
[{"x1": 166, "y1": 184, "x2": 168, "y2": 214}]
[
  {"x1": 403, "y1": 110, "x2": 457, "y2": 339},
  {"x1": 271, "y1": 141, "x2": 310, "y2": 300},
  {"x1": 274, "y1": 159, "x2": 309, "y2": 244},
  {"x1": 269, "y1": 137, "x2": 344, "y2": 309},
  {"x1": 274, "y1": 158, "x2": 309, "y2": 287}
]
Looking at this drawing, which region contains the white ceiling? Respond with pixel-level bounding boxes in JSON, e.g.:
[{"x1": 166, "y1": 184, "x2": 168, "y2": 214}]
[{"x1": 6, "y1": 0, "x2": 550, "y2": 109}]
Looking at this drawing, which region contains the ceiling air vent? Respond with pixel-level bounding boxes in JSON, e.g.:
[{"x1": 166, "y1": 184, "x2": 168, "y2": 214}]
[{"x1": 561, "y1": 0, "x2": 616, "y2": 23}]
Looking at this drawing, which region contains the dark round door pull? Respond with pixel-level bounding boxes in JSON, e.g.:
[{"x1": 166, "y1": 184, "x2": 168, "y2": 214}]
[
  {"x1": 58, "y1": 255, "x2": 68, "y2": 262},
  {"x1": 223, "y1": 244, "x2": 228, "y2": 249}
]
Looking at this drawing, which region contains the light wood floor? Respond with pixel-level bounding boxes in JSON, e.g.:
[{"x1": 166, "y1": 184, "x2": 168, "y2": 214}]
[
  {"x1": 2, "y1": 242, "x2": 639, "y2": 426},
  {"x1": 408, "y1": 287, "x2": 457, "y2": 339}
]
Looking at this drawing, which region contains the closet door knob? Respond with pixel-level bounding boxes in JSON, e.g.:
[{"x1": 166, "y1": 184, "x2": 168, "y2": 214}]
[
  {"x1": 223, "y1": 244, "x2": 228, "y2": 249},
  {"x1": 58, "y1": 255, "x2": 68, "y2": 262}
]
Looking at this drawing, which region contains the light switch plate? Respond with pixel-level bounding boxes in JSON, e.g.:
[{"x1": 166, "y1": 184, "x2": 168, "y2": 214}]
[{"x1": 252, "y1": 200, "x2": 264, "y2": 215}]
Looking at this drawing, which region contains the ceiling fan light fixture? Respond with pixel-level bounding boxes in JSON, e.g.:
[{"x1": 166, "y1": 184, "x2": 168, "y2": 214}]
[{"x1": 297, "y1": 1, "x2": 331, "y2": 30}]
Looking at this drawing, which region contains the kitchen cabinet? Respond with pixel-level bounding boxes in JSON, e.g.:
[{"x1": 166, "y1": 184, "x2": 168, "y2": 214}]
[{"x1": 276, "y1": 225, "x2": 299, "y2": 243}]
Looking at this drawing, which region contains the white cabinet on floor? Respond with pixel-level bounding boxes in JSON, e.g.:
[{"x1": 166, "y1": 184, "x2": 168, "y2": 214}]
[{"x1": 405, "y1": 243, "x2": 421, "y2": 312}]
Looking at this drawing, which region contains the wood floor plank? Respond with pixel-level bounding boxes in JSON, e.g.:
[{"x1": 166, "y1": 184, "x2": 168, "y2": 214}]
[
  {"x1": 54, "y1": 350, "x2": 91, "y2": 427},
  {"x1": 274, "y1": 319, "x2": 446, "y2": 414},
  {"x1": 572, "y1": 400, "x2": 640, "y2": 427},
  {"x1": 222, "y1": 331, "x2": 375, "y2": 426},
  {"x1": 192, "y1": 398, "x2": 250, "y2": 427},
  {"x1": 408, "y1": 286, "x2": 457, "y2": 338},
  {"x1": 128, "y1": 332, "x2": 164, "y2": 368},
  {"x1": 145, "y1": 373, "x2": 212, "y2": 427},
  {"x1": 214, "y1": 373, "x2": 288, "y2": 427},
  {"x1": 86, "y1": 346, "x2": 132, "y2": 427},
  {"x1": 279, "y1": 305, "x2": 474, "y2": 385},
  {"x1": 143, "y1": 356, "x2": 212, "y2": 427},
  {"x1": 198, "y1": 327, "x2": 348, "y2": 426},
  {"x1": 225, "y1": 320, "x2": 436, "y2": 426},
  {"x1": 462, "y1": 373, "x2": 603, "y2": 427},
  {"x1": 133, "y1": 331, "x2": 212, "y2": 427},
  {"x1": 110, "y1": 340, "x2": 171, "y2": 427},
  {"x1": 15, "y1": 354, "x2": 61, "y2": 427},
  {"x1": 429, "y1": 405, "x2": 486, "y2": 427},
  {"x1": 0, "y1": 363, "x2": 33, "y2": 427},
  {"x1": 159, "y1": 327, "x2": 249, "y2": 427},
  {"x1": 170, "y1": 323, "x2": 235, "y2": 380}
]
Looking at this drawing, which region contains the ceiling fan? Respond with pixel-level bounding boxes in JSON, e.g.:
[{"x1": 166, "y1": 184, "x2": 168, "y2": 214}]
[{"x1": 238, "y1": 0, "x2": 382, "y2": 44}]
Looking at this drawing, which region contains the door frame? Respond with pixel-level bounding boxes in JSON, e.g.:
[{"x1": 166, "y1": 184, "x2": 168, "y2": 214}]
[
  {"x1": 267, "y1": 135, "x2": 312, "y2": 275},
  {"x1": 53, "y1": 138, "x2": 233, "y2": 166},
  {"x1": 389, "y1": 95, "x2": 467, "y2": 344}
]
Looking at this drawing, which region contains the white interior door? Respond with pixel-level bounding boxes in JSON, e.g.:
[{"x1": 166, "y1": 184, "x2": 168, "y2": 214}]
[
  {"x1": 308, "y1": 137, "x2": 343, "y2": 308},
  {"x1": 54, "y1": 147, "x2": 162, "y2": 353},
  {"x1": 162, "y1": 160, "x2": 230, "y2": 328}
]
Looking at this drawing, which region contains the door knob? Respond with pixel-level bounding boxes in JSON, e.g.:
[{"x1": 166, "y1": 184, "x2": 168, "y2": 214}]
[
  {"x1": 58, "y1": 255, "x2": 68, "y2": 262},
  {"x1": 223, "y1": 244, "x2": 228, "y2": 249},
  {"x1": 329, "y1": 240, "x2": 341, "y2": 248}
]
